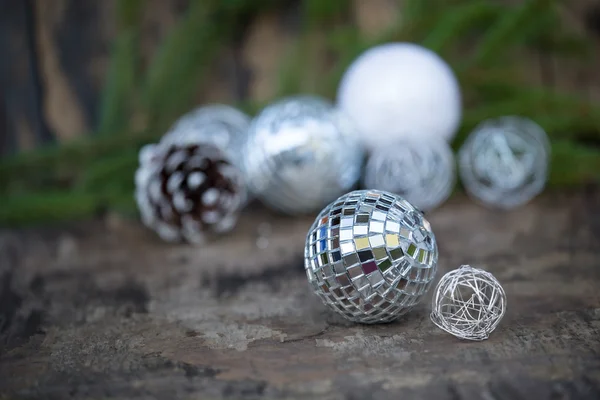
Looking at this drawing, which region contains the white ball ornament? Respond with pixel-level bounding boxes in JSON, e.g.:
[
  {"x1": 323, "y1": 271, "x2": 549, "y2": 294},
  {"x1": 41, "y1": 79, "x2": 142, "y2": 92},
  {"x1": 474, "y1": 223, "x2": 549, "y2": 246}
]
[
  {"x1": 337, "y1": 43, "x2": 462, "y2": 149},
  {"x1": 242, "y1": 95, "x2": 365, "y2": 215}
]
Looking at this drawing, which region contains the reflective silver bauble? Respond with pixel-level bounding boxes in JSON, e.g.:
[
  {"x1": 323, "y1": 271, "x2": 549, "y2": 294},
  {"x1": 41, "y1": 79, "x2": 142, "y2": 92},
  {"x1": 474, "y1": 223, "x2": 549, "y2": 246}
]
[
  {"x1": 363, "y1": 138, "x2": 455, "y2": 211},
  {"x1": 162, "y1": 104, "x2": 251, "y2": 165},
  {"x1": 305, "y1": 189, "x2": 438, "y2": 324},
  {"x1": 459, "y1": 116, "x2": 550, "y2": 209},
  {"x1": 242, "y1": 95, "x2": 364, "y2": 214}
]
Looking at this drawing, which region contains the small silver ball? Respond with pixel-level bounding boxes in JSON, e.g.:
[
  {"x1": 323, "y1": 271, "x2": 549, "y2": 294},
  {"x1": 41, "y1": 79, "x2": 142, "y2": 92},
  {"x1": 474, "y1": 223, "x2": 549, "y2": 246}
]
[
  {"x1": 431, "y1": 265, "x2": 506, "y2": 341},
  {"x1": 242, "y1": 95, "x2": 364, "y2": 215},
  {"x1": 459, "y1": 116, "x2": 550, "y2": 209},
  {"x1": 162, "y1": 104, "x2": 251, "y2": 165},
  {"x1": 364, "y1": 138, "x2": 455, "y2": 211},
  {"x1": 305, "y1": 189, "x2": 438, "y2": 324}
]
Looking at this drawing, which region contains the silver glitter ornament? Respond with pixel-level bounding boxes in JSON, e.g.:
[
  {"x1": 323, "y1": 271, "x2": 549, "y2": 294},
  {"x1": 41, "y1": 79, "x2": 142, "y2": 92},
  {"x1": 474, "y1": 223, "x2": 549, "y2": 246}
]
[
  {"x1": 363, "y1": 138, "x2": 455, "y2": 211},
  {"x1": 305, "y1": 189, "x2": 438, "y2": 324},
  {"x1": 162, "y1": 104, "x2": 251, "y2": 165},
  {"x1": 135, "y1": 141, "x2": 246, "y2": 244},
  {"x1": 459, "y1": 116, "x2": 550, "y2": 209},
  {"x1": 431, "y1": 265, "x2": 506, "y2": 341},
  {"x1": 242, "y1": 95, "x2": 364, "y2": 215}
]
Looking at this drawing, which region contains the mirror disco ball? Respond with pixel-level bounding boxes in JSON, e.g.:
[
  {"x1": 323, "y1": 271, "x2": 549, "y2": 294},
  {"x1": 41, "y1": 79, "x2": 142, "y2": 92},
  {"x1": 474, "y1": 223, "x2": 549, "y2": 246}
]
[
  {"x1": 305, "y1": 189, "x2": 438, "y2": 324},
  {"x1": 459, "y1": 116, "x2": 550, "y2": 209},
  {"x1": 242, "y1": 95, "x2": 364, "y2": 215}
]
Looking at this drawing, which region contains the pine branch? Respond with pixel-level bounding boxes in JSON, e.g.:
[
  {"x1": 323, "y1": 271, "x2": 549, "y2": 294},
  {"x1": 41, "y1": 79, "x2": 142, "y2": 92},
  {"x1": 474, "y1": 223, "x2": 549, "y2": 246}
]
[
  {"x1": 76, "y1": 149, "x2": 139, "y2": 193},
  {"x1": 465, "y1": 0, "x2": 555, "y2": 69},
  {"x1": 0, "y1": 130, "x2": 159, "y2": 196},
  {"x1": 422, "y1": 1, "x2": 504, "y2": 52},
  {"x1": 0, "y1": 191, "x2": 102, "y2": 226},
  {"x1": 0, "y1": 189, "x2": 138, "y2": 227},
  {"x1": 458, "y1": 95, "x2": 600, "y2": 148},
  {"x1": 549, "y1": 140, "x2": 600, "y2": 186},
  {"x1": 277, "y1": 30, "x2": 334, "y2": 98},
  {"x1": 141, "y1": 1, "x2": 223, "y2": 128},
  {"x1": 97, "y1": 31, "x2": 139, "y2": 134},
  {"x1": 116, "y1": 0, "x2": 144, "y2": 29},
  {"x1": 97, "y1": 0, "x2": 143, "y2": 134},
  {"x1": 303, "y1": 0, "x2": 350, "y2": 26}
]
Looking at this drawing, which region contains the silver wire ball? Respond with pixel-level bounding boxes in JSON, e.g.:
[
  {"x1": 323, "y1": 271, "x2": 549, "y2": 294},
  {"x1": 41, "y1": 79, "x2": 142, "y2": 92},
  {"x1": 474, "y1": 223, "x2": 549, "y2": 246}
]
[
  {"x1": 305, "y1": 189, "x2": 438, "y2": 324},
  {"x1": 459, "y1": 116, "x2": 550, "y2": 209},
  {"x1": 162, "y1": 104, "x2": 251, "y2": 165},
  {"x1": 242, "y1": 95, "x2": 364, "y2": 215},
  {"x1": 431, "y1": 265, "x2": 506, "y2": 341},
  {"x1": 364, "y1": 137, "x2": 455, "y2": 211}
]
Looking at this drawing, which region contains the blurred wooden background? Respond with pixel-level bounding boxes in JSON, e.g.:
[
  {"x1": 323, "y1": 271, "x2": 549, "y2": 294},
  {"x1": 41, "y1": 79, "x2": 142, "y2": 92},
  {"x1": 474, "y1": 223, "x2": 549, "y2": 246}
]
[{"x1": 1, "y1": 0, "x2": 600, "y2": 155}]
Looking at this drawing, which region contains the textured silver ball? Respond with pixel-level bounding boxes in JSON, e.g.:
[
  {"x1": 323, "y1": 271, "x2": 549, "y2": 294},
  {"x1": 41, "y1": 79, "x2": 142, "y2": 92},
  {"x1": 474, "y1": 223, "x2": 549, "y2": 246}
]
[
  {"x1": 431, "y1": 265, "x2": 506, "y2": 341},
  {"x1": 459, "y1": 116, "x2": 550, "y2": 209},
  {"x1": 162, "y1": 104, "x2": 251, "y2": 165},
  {"x1": 135, "y1": 142, "x2": 247, "y2": 244},
  {"x1": 305, "y1": 189, "x2": 438, "y2": 324},
  {"x1": 242, "y1": 95, "x2": 364, "y2": 215},
  {"x1": 364, "y1": 138, "x2": 455, "y2": 211}
]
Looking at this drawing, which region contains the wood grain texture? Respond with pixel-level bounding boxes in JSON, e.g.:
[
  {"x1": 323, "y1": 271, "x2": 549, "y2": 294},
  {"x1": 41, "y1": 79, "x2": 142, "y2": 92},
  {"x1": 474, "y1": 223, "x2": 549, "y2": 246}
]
[
  {"x1": 353, "y1": 0, "x2": 402, "y2": 39},
  {"x1": 0, "y1": 191, "x2": 599, "y2": 399},
  {"x1": 34, "y1": 0, "x2": 93, "y2": 140},
  {"x1": 241, "y1": 12, "x2": 293, "y2": 103},
  {"x1": 0, "y1": 0, "x2": 49, "y2": 154}
]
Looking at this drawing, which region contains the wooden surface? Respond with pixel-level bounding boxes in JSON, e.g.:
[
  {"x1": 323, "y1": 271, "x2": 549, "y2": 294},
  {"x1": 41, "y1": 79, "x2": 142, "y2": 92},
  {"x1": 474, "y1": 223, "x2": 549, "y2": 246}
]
[{"x1": 0, "y1": 190, "x2": 599, "y2": 399}]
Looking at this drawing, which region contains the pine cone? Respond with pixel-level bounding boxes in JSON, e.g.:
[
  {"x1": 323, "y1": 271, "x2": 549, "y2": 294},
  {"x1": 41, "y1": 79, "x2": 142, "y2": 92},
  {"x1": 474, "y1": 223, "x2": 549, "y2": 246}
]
[{"x1": 135, "y1": 142, "x2": 247, "y2": 244}]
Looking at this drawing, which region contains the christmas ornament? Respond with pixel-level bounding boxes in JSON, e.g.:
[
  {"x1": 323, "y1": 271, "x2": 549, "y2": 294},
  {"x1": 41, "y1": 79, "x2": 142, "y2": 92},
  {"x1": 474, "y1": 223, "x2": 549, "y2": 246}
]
[
  {"x1": 135, "y1": 141, "x2": 246, "y2": 244},
  {"x1": 363, "y1": 137, "x2": 455, "y2": 211},
  {"x1": 162, "y1": 104, "x2": 251, "y2": 164},
  {"x1": 431, "y1": 265, "x2": 506, "y2": 341},
  {"x1": 305, "y1": 189, "x2": 438, "y2": 324},
  {"x1": 242, "y1": 95, "x2": 364, "y2": 215},
  {"x1": 337, "y1": 42, "x2": 461, "y2": 150},
  {"x1": 459, "y1": 116, "x2": 550, "y2": 209}
]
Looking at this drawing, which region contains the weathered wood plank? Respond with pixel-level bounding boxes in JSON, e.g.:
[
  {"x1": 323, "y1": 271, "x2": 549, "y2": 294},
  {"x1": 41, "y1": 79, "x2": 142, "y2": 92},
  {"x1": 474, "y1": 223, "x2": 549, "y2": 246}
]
[
  {"x1": 34, "y1": 0, "x2": 116, "y2": 140},
  {"x1": 0, "y1": 191, "x2": 599, "y2": 399},
  {"x1": 0, "y1": 0, "x2": 52, "y2": 155}
]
